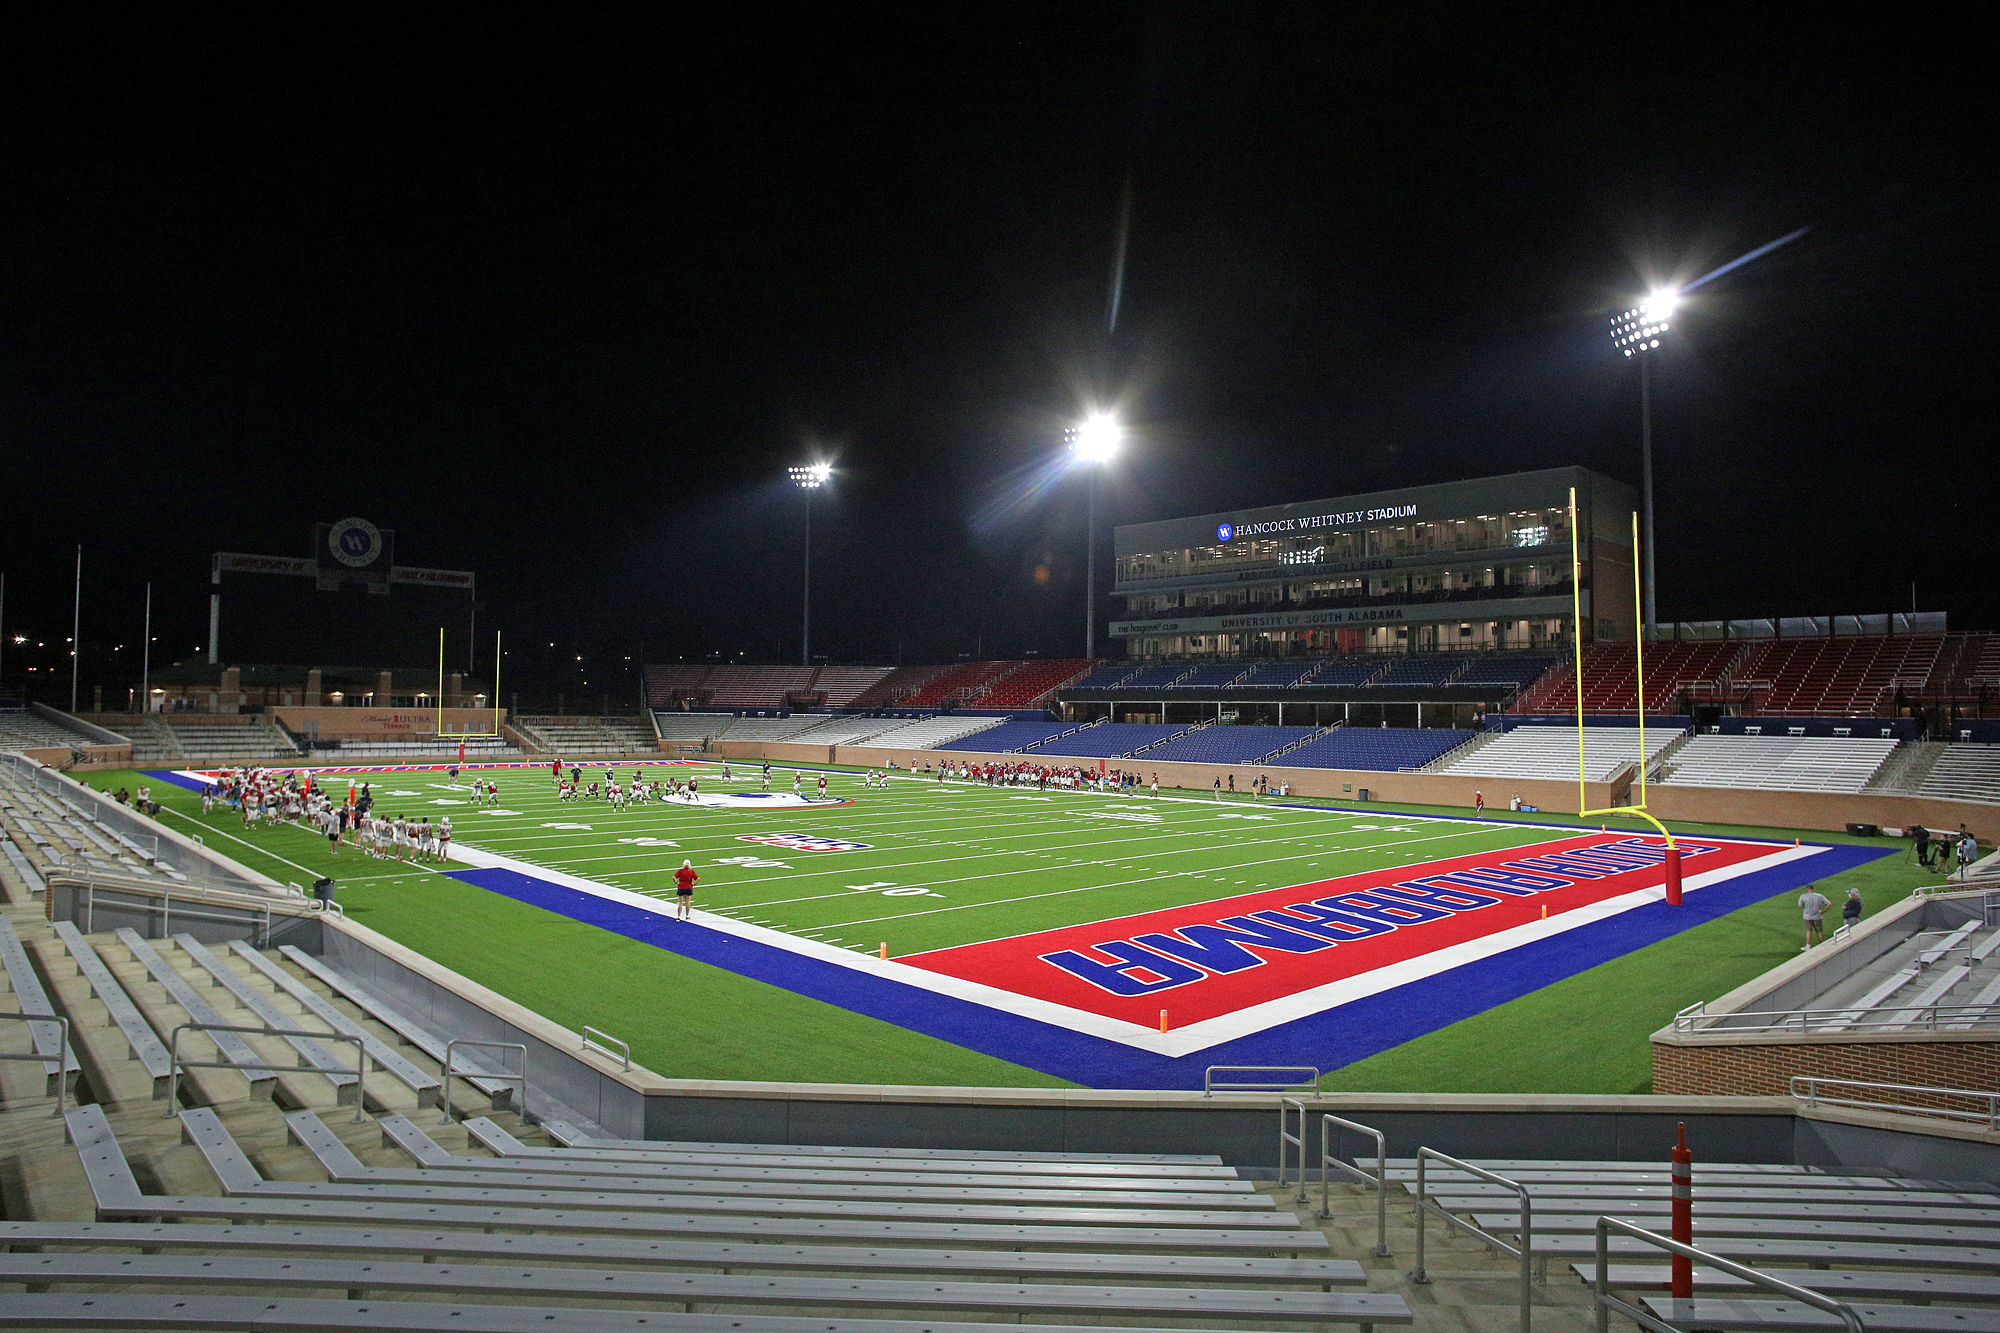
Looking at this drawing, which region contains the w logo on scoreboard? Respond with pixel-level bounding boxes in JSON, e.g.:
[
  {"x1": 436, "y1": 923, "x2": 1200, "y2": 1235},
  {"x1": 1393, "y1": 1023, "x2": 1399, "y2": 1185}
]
[{"x1": 738, "y1": 833, "x2": 874, "y2": 853}]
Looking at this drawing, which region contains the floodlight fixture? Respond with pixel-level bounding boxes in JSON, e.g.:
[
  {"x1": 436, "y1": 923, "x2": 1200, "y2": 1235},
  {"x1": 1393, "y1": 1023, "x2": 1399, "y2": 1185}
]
[
  {"x1": 789, "y1": 462, "x2": 832, "y2": 488},
  {"x1": 788, "y1": 460, "x2": 834, "y2": 664},
  {"x1": 1067, "y1": 412, "x2": 1123, "y2": 463}
]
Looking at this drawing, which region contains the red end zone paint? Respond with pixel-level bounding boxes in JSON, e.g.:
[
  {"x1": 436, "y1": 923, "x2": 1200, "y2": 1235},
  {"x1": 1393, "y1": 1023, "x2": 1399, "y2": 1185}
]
[{"x1": 899, "y1": 833, "x2": 1767, "y2": 1030}]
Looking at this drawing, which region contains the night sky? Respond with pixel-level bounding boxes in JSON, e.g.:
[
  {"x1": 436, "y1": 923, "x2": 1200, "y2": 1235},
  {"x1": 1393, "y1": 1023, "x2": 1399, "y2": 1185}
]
[{"x1": 2, "y1": 8, "x2": 1988, "y2": 705}]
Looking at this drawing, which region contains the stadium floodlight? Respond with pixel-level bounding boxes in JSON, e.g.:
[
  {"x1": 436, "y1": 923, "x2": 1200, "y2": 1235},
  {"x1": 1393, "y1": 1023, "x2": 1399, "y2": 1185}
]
[
  {"x1": 1609, "y1": 288, "x2": 1678, "y2": 643},
  {"x1": 789, "y1": 461, "x2": 833, "y2": 666},
  {"x1": 1064, "y1": 413, "x2": 1124, "y2": 660}
]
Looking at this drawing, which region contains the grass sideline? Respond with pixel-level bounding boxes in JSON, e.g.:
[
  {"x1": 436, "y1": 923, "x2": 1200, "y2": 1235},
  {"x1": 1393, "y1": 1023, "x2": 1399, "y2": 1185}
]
[{"x1": 85, "y1": 762, "x2": 1919, "y2": 1092}]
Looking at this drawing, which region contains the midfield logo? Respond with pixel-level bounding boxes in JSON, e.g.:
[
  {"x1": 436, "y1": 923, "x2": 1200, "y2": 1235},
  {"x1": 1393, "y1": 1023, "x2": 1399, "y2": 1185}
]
[{"x1": 738, "y1": 833, "x2": 874, "y2": 853}]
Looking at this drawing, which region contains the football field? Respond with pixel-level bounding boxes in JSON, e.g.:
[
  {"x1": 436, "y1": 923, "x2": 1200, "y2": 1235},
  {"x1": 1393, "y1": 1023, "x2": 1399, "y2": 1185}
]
[{"x1": 129, "y1": 758, "x2": 1897, "y2": 1091}]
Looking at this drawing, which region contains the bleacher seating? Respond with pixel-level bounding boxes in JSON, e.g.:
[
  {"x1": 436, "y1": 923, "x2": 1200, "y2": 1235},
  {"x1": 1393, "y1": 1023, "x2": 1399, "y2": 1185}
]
[
  {"x1": 811, "y1": 665, "x2": 896, "y2": 707},
  {"x1": 1736, "y1": 634, "x2": 1945, "y2": 717},
  {"x1": 1302, "y1": 659, "x2": 1387, "y2": 687},
  {"x1": 1657, "y1": 735, "x2": 1900, "y2": 794},
  {"x1": 1433, "y1": 724, "x2": 1679, "y2": 782},
  {"x1": 868, "y1": 715, "x2": 1006, "y2": 749},
  {"x1": 1516, "y1": 640, "x2": 1745, "y2": 715},
  {"x1": 1236, "y1": 661, "x2": 1317, "y2": 687},
  {"x1": 970, "y1": 658, "x2": 1098, "y2": 708},
  {"x1": 711, "y1": 715, "x2": 842, "y2": 742},
  {"x1": 1918, "y1": 745, "x2": 2000, "y2": 804},
  {"x1": 1371, "y1": 656, "x2": 1466, "y2": 687},
  {"x1": 0, "y1": 710, "x2": 100, "y2": 752},
  {"x1": 1018, "y1": 723, "x2": 1191, "y2": 758},
  {"x1": 702, "y1": 665, "x2": 820, "y2": 708},
  {"x1": 897, "y1": 661, "x2": 1019, "y2": 708},
  {"x1": 1069, "y1": 663, "x2": 1142, "y2": 690},
  {"x1": 1274, "y1": 728, "x2": 1475, "y2": 771},
  {"x1": 515, "y1": 717, "x2": 655, "y2": 756},
  {"x1": 849, "y1": 663, "x2": 958, "y2": 708},
  {"x1": 1137, "y1": 725, "x2": 1319, "y2": 765},
  {"x1": 1162, "y1": 662, "x2": 1251, "y2": 689},
  {"x1": 938, "y1": 720, "x2": 1076, "y2": 752},
  {"x1": 1454, "y1": 653, "x2": 1563, "y2": 694},
  {"x1": 775, "y1": 716, "x2": 915, "y2": 747},
  {"x1": 652, "y1": 712, "x2": 736, "y2": 742},
  {"x1": 643, "y1": 663, "x2": 713, "y2": 707},
  {"x1": 164, "y1": 720, "x2": 301, "y2": 764},
  {"x1": 1112, "y1": 665, "x2": 1193, "y2": 691}
]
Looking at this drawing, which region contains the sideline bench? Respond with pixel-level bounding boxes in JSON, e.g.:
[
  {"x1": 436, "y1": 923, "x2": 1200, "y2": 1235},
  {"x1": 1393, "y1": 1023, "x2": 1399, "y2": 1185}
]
[{"x1": 49, "y1": 921, "x2": 172, "y2": 1097}]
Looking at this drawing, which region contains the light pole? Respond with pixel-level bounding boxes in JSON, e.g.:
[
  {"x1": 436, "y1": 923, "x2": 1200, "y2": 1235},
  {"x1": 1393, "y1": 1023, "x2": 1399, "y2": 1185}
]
[
  {"x1": 788, "y1": 462, "x2": 832, "y2": 667},
  {"x1": 1066, "y1": 413, "x2": 1122, "y2": 660},
  {"x1": 1611, "y1": 291, "x2": 1676, "y2": 641}
]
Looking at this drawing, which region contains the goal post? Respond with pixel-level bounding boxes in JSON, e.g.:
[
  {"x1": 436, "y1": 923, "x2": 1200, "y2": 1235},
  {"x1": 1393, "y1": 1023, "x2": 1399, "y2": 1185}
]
[
  {"x1": 436, "y1": 627, "x2": 504, "y2": 741},
  {"x1": 1566, "y1": 487, "x2": 1682, "y2": 900}
]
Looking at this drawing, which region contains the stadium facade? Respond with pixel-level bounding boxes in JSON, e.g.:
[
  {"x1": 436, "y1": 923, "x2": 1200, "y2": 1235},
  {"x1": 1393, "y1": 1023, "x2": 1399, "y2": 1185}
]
[{"x1": 1110, "y1": 466, "x2": 1638, "y2": 660}]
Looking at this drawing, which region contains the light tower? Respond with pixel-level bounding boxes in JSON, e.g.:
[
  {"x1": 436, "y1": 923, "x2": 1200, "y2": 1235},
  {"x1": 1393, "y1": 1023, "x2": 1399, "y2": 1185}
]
[
  {"x1": 1066, "y1": 412, "x2": 1122, "y2": 660},
  {"x1": 788, "y1": 462, "x2": 832, "y2": 667},
  {"x1": 1610, "y1": 290, "x2": 1676, "y2": 641}
]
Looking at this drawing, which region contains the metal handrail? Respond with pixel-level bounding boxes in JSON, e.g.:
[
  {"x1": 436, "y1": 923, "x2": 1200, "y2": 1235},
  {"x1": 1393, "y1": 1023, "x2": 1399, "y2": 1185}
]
[
  {"x1": 442, "y1": 1039, "x2": 527, "y2": 1125},
  {"x1": 1674, "y1": 998, "x2": 2000, "y2": 1034},
  {"x1": 165, "y1": 1020, "x2": 369, "y2": 1123},
  {"x1": 1592, "y1": 1215, "x2": 1862, "y2": 1333},
  {"x1": 0, "y1": 1010, "x2": 71, "y2": 1119},
  {"x1": 1277, "y1": 1098, "x2": 1391, "y2": 1253},
  {"x1": 1413, "y1": 1147, "x2": 1532, "y2": 1333},
  {"x1": 1792, "y1": 1074, "x2": 2000, "y2": 1129},
  {"x1": 581, "y1": 1025, "x2": 630, "y2": 1070},
  {"x1": 1204, "y1": 1065, "x2": 1320, "y2": 1097}
]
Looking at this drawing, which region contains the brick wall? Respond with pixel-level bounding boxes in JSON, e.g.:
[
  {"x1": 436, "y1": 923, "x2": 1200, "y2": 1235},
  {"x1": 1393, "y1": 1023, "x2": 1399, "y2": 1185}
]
[{"x1": 1655, "y1": 1037, "x2": 2000, "y2": 1103}]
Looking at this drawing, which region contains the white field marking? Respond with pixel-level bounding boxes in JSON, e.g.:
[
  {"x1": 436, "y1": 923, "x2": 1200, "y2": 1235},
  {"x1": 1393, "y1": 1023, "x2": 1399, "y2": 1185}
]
[
  {"x1": 445, "y1": 820, "x2": 1829, "y2": 1055},
  {"x1": 714, "y1": 820, "x2": 1525, "y2": 918}
]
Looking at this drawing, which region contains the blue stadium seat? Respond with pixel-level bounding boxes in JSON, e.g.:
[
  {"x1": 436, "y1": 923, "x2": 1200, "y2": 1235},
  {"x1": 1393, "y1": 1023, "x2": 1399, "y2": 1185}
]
[
  {"x1": 1301, "y1": 659, "x2": 1386, "y2": 687},
  {"x1": 1114, "y1": 665, "x2": 1194, "y2": 691},
  {"x1": 1070, "y1": 664, "x2": 1141, "y2": 690},
  {"x1": 1166, "y1": 663, "x2": 1253, "y2": 689},
  {"x1": 1020, "y1": 724, "x2": 1191, "y2": 758},
  {"x1": 1237, "y1": 661, "x2": 1317, "y2": 687},
  {"x1": 1275, "y1": 728, "x2": 1476, "y2": 771},
  {"x1": 1136, "y1": 726, "x2": 1321, "y2": 765},
  {"x1": 933, "y1": 721, "x2": 1075, "y2": 752},
  {"x1": 1369, "y1": 656, "x2": 1464, "y2": 687}
]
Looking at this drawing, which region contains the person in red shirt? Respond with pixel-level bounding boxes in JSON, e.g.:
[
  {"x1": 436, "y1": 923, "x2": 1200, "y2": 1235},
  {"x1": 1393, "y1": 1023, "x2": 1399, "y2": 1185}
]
[{"x1": 673, "y1": 859, "x2": 698, "y2": 919}]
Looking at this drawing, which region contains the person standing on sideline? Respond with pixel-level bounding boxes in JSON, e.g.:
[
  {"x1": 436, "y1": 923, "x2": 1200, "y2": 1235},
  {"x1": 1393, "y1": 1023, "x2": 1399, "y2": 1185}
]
[
  {"x1": 1841, "y1": 886, "x2": 1863, "y2": 931},
  {"x1": 1798, "y1": 884, "x2": 1831, "y2": 950},
  {"x1": 1914, "y1": 825, "x2": 1933, "y2": 869},
  {"x1": 1473, "y1": 790, "x2": 1485, "y2": 819},
  {"x1": 1212, "y1": 775, "x2": 1223, "y2": 802},
  {"x1": 673, "y1": 859, "x2": 698, "y2": 919},
  {"x1": 1958, "y1": 829, "x2": 1980, "y2": 882}
]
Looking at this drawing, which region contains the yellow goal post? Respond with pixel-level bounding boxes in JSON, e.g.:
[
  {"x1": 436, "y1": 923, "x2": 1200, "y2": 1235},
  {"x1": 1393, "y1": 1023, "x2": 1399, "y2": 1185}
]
[{"x1": 436, "y1": 628, "x2": 504, "y2": 741}]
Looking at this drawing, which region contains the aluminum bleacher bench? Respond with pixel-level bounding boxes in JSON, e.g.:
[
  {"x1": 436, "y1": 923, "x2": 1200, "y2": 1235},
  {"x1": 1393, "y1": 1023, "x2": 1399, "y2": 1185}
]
[
  {"x1": 172, "y1": 934, "x2": 359, "y2": 1099},
  {"x1": 1579, "y1": 1263, "x2": 2000, "y2": 1303},
  {"x1": 1381, "y1": 1166, "x2": 1967, "y2": 1191},
  {"x1": 48, "y1": 921, "x2": 173, "y2": 1097},
  {"x1": 385, "y1": 1115, "x2": 1254, "y2": 1197},
  {"x1": 288, "y1": 1111, "x2": 1272, "y2": 1212},
  {"x1": 1374, "y1": 1157, "x2": 1830, "y2": 1174},
  {"x1": 70, "y1": 1108, "x2": 1324, "y2": 1255},
  {"x1": 1468, "y1": 1210, "x2": 2000, "y2": 1246},
  {"x1": 113, "y1": 928, "x2": 276, "y2": 1097},
  {"x1": 1638, "y1": 1296, "x2": 2000, "y2": 1332},
  {"x1": 1529, "y1": 1232, "x2": 2000, "y2": 1276},
  {"x1": 0, "y1": 1292, "x2": 1411, "y2": 1333},
  {"x1": 539, "y1": 1116, "x2": 1227, "y2": 1166},
  {"x1": 225, "y1": 940, "x2": 441, "y2": 1107},
  {"x1": 1426, "y1": 1182, "x2": 1997, "y2": 1207},
  {"x1": 180, "y1": 1107, "x2": 1297, "y2": 1231},
  {"x1": 2, "y1": 841, "x2": 45, "y2": 892},
  {"x1": 0, "y1": 915, "x2": 80, "y2": 1092},
  {"x1": 1436, "y1": 1195, "x2": 2000, "y2": 1227},
  {"x1": 277, "y1": 944, "x2": 518, "y2": 1106},
  {"x1": 0, "y1": 1252, "x2": 1409, "y2": 1327},
  {"x1": 0, "y1": 1219, "x2": 1366, "y2": 1289}
]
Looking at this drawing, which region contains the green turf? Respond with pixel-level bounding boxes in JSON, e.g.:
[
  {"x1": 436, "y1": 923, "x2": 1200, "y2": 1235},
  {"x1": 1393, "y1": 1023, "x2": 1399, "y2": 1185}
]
[{"x1": 85, "y1": 760, "x2": 1923, "y2": 1092}]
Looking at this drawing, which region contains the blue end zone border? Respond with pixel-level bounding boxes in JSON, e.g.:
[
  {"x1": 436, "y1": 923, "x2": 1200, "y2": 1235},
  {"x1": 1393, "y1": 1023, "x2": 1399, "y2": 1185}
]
[{"x1": 448, "y1": 841, "x2": 1889, "y2": 1089}]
